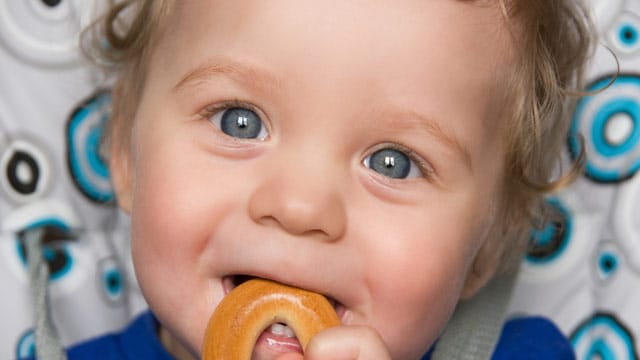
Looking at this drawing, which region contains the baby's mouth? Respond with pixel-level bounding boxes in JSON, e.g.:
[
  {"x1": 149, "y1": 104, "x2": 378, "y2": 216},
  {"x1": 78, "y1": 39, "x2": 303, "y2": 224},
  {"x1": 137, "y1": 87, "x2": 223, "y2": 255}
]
[
  {"x1": 221, "y1": 275, "x2": 347, "y2": 320},
  {"x1": 223, "y1": 274, "x2": 254, "y2": 291},
  {"x1": 218, "y1": 275, "x2": 347, "y2": 356}
]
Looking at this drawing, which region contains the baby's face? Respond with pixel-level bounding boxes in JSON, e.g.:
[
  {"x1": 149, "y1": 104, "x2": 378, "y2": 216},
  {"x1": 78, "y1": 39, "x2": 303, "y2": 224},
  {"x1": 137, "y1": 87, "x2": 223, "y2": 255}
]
[{"x1": 113, "y1": 1, "x2": 514, "y2": 358}]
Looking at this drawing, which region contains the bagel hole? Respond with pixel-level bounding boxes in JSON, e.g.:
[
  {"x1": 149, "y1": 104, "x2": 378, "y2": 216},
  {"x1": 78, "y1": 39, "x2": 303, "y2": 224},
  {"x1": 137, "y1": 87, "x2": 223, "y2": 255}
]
[
  {"x1": 253, "y1": 322, "x2": 302, "y2": 355},
  {"x1": 264, "y1": 321, "x2": 298, "y2": 339}
]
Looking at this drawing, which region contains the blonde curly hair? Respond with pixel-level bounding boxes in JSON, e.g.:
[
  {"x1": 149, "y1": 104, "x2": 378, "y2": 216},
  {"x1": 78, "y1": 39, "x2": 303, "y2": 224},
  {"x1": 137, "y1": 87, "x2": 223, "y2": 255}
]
[{"x1": 88, "y1": 0, "x2": 594, "y2": 275}]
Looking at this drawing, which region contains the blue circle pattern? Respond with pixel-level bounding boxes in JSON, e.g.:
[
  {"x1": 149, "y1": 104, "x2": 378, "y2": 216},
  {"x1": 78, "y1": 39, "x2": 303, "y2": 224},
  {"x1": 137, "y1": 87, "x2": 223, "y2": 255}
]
[
  {"x1": 67, "y1": 91, "x2": 113, "y2": 203},
  {"x1": 571, "y1": 314, "x2": 638, "y2": 360},
  {"x1": 98, "y1": 257, "x2": 126, "y2": 304},
  {"x1": 591, "y1": 99, "x2": 640, "y2": 157},
  {"x1": 619, "y1": 23, "x2": 639, "y2": 47},
  {"x1": 103, "y1": 268, "x2": 123, "y2": 298},
  {"x1": 587, "y1": 338, "x2": 617, "y2": 360},
  {"x1": 16, "y1": 218, "x2": 74, "y2": 281},
  {"x1": 15, "y1": 329, "x2": 35, "y2": 359},
  {"x1": 526, "y1": 198, "x2": 572, "y2": 264},
  {"x1": 598, "y1": 252, "x2": 619, "y2": 280},
  {"x1": 85, "y1": 123, "x2": 109, "y2": 178},
  {"x1": 569, "y1": 75, "x2": 640, "y2": 182}
]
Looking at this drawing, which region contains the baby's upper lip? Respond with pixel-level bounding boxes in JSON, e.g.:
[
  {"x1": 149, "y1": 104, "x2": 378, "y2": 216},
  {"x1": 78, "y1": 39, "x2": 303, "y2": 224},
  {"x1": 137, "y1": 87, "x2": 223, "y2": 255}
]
[{"x1": 221, "y1": 274, "x2": 347, "y2": 321}]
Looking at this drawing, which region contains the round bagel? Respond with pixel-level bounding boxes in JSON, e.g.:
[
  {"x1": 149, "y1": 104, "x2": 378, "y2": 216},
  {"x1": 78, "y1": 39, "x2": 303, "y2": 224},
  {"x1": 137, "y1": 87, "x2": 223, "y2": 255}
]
[{"x1": 203, "y1": 278, "x2": 340, "y2": 359}]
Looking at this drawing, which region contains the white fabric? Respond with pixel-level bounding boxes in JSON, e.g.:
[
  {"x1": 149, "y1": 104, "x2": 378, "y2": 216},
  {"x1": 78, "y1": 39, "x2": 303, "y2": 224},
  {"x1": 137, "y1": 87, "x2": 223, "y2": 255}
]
[{"x1": 509, "y1": 1, "x2": 640, "y2": 359}]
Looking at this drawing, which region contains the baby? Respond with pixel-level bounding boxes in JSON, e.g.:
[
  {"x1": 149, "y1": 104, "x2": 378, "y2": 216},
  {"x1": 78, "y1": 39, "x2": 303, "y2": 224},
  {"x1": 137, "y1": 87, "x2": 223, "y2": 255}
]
[{"x1": 68, "y1": 0, "x2": 592, "y2": 359}]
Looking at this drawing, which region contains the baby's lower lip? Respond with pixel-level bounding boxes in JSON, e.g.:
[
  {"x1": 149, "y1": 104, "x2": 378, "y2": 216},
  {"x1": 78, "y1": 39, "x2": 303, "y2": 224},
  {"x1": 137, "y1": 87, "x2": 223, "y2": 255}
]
[{"x1": 253, "y1": 323, "x2": 303, "y2": 358}]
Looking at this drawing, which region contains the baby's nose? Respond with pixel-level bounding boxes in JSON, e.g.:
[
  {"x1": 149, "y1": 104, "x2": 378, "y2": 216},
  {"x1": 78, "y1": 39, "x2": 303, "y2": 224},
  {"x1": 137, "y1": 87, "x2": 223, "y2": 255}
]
[{"x1": 247, "y1": 169, "x2": 347, "y2": 242}]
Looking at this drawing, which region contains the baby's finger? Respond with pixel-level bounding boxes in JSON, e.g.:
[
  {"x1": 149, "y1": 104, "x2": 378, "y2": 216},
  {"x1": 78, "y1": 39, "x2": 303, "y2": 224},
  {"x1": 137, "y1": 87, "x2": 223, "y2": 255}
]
[
  {"x1": 274, "y1": 353, "x2": 304, "y2": 360},
  {"x1": 303, "y1": 325, "x2": 392, "y2": 360}
]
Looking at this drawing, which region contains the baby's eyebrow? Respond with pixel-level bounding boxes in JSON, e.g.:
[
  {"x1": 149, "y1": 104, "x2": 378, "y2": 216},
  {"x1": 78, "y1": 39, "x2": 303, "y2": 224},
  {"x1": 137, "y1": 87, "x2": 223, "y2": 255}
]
[
  {"x1": 173, "y1": 57, "x2": 282, "y2": 95},
  {"x1": 173, "y1": 58, "x2": 471, "y2": 170},
  {"x1": 380, "y1": 108, "x2": 472, "y2": 170}
]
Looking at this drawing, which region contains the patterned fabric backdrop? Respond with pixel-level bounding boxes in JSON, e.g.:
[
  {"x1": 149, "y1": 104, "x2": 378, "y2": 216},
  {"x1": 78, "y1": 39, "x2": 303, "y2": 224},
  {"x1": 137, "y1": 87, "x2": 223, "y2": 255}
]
[
  {"x1": 509, "y1": 1, "x2": 640, "y2": 359},
  {"x1": 0, "y1": 0, "x2": 637, "y2": 359},
  {"x1": 0, "y1": 1, "x2": 145, "y2": 359}
]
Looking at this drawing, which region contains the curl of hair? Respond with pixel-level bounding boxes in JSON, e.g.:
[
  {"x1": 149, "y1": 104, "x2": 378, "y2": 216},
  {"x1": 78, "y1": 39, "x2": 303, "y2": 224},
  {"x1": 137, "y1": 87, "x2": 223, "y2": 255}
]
[
  {"x1": 481, "y1": 0, "x2": 594, "y2": 274},
  {"x1": 85, "y1": 0, "x2": 172, "y2": 156}
]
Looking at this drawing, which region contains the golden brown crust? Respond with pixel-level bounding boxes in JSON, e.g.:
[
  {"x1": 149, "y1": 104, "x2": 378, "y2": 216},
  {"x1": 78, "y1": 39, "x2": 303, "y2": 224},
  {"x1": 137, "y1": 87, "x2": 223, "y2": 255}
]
[{"x1": 203, "y1": 279, "x2": 340, "y2": 359}]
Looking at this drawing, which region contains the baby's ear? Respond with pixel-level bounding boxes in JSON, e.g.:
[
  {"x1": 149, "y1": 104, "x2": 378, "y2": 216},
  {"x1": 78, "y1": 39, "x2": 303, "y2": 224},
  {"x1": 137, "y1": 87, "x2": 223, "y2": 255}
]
[
  {"x1": 108, "y1": 118, "x2": 133, "y2": 214},
  {"x1": 460, "y1": 239, "x2": 501, "y2": 299}
]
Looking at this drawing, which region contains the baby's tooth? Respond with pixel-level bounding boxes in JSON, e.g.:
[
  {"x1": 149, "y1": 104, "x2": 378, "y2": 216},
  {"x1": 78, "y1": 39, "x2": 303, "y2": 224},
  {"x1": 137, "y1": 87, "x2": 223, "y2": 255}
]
[{"x1": 269, "y1": 323, "x2": 296, "y2": 338}]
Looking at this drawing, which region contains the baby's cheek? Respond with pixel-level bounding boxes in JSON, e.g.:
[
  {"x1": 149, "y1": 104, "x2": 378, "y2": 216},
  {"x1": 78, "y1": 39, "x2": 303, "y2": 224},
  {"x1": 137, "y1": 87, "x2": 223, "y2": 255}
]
[
  {"x1": 369, "y1": 256, "x2": 468, "y2": 358},
  {"x1": 129, "y1": 215, "x2": 215, "y2": 357},
  {"x1": 376, "y1": 295, "x2": 457, "y2": 359},
  {"x1": 131, "y1": 171, "x2": 201, "y2": 242}
]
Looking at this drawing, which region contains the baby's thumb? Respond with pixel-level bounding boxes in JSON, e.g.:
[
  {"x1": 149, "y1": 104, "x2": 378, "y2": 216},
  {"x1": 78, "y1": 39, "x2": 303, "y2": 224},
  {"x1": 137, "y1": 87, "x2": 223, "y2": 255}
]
[
  {"x1": 274, "y1": 353, "x2": 304, "y2": 360},
  {"x1": 303, "y1": 325, "x2": 392, "y2": 360}
]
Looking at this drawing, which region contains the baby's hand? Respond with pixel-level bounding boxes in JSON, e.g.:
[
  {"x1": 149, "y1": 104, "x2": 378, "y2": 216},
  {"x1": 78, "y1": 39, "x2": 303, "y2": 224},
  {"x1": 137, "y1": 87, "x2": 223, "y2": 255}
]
[{"x1": 276, "y1": 325, "x2": 392, "y2": 360}]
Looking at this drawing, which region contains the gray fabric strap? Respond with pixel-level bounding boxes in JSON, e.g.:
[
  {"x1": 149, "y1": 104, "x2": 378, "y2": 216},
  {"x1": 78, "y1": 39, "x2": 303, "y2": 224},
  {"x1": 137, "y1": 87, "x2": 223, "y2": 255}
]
[
  {"x1": 431, "y1": 271, "x2": 518, "y2": 360},
  {"x1": 25, "y1": 228, "x2": 67, "y2": 360}
]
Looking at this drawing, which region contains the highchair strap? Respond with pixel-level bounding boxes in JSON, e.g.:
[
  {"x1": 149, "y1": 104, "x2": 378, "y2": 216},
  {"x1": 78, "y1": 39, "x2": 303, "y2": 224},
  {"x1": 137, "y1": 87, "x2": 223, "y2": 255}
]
[
  {"x1": 431, "y1": 271, "x2": 519, "y2": 360},
  {"x1": 25, "y1": 228, "x2": 67, "y2": 360}
]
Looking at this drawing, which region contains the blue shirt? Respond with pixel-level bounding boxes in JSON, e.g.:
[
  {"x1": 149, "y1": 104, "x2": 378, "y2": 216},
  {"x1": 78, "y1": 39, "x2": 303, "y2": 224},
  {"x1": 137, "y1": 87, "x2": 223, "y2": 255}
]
[{"x1": 55, "y1": 312, "x2": 575, "y2": 359}]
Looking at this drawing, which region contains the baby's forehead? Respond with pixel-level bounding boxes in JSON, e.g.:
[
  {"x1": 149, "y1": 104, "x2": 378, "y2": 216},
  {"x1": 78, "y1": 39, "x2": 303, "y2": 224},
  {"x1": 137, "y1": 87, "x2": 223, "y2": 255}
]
[{"x1": 161, "y1": 1, "x2": 515, "y2": 85}]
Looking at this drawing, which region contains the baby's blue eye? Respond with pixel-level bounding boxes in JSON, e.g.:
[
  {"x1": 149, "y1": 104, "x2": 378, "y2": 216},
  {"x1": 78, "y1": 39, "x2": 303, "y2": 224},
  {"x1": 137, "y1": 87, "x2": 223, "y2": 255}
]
[
  {"x1": 364, "y1": 148, "x2": 421, "y2": 179},
  {"x1": 211, "y1": 107, "x2": 267, "y2": 140}
]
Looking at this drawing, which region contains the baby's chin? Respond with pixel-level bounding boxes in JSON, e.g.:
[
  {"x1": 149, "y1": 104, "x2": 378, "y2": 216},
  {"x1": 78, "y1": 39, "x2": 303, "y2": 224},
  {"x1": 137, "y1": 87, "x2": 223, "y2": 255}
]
[
  {"x1": 155, "y1": 299, "x2": 226, "y2": 358},
  {"x1": 158, "y1": 324, "x2": 201, "y2": 360}
]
